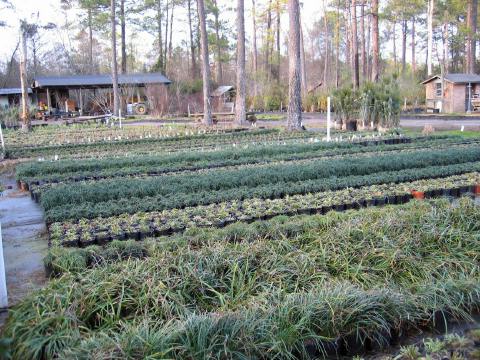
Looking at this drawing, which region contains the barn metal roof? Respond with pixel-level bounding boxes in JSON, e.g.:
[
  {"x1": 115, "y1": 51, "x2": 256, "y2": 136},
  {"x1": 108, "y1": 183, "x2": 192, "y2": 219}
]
[
  {"x1": 32, "y1": 73, "x2": 171, "y2": 89},
  {"x1": 0, "y1": 88, "x2": 32, "y2": 95},
  {"x1": 212, "y1": 86, "x2": 234, "y2": 97},
  {"x1": 422, "y1": 73, "x2": 480, "y2": 84}
]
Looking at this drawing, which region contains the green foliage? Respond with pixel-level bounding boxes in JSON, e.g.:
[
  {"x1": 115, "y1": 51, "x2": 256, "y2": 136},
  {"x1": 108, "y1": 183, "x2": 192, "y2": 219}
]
[
  {"x1": 333, "y1": 86, "x2": 358, "y2": 124},
  {"x1": 4, "y1": 199, "x2": 480, "y2": 358},
  {"x1": 303, "y1": 92, "x2": 328, "y2": 112},
  {"x1": 334, "y1": 76, "x2": 401, "y2": 129},
  {"x1": 359, "y1": 77, "x2": 401, "y2": 128},
  {"x1": 262, "y1": 84, "x2": 287, "y2": 111},
  {"x1": 0, "y1": 107, "x2": 20, "y2": 128},
  {"x1": 176, "y1": 79, "x2": 203, "y2": 94}
]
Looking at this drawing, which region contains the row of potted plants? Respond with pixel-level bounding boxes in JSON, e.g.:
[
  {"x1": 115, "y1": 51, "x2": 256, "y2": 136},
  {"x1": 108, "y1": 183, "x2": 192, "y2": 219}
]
[
  {"x1": 6, "y1": 127, "x2": 274, "y2": 149},
  {"x1": 41, "y1": 161, "x2": 480, "y2": 223},
  {"x1": 47, "y1": 172, "x2": 480, "y2": 248},
  {"x1": 38, "y1": 146, "x2": 480, "y2": 216},
  {"x1": 19, "y1": 136, "x2": 478, "y2": 188},
  {"x1": 6, "y1": 129, "x2": 312, "y2": 159}
]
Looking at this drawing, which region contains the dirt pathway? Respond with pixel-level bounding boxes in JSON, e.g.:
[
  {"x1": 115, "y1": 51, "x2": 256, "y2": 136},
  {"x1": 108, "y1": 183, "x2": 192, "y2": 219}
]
[{"x1": 0, "y1": 174, "x2": 47, "y2": 312}]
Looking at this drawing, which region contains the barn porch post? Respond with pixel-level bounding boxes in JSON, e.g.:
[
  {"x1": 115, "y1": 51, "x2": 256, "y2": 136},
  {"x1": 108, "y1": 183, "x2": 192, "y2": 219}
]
[{"x1": 467, "y1": 82, "x2": 472, "y2": 114}]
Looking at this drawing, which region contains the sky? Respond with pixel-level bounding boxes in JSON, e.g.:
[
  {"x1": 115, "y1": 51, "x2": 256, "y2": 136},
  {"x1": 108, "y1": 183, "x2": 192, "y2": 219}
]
[{"x1": 0, "y1": 0, "x2": 322, "y2": 64}]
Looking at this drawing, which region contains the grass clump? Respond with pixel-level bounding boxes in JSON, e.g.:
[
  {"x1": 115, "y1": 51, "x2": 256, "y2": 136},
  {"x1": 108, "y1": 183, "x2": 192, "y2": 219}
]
[{"x1": 4, "y1": 198, "x2": 480, "y2": 359}]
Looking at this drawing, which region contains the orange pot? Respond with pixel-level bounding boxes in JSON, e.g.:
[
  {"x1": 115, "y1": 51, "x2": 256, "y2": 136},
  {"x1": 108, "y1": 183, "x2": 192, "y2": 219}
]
[{"x1": 410, "y1": 190, "x2": 425, "y2": 200}]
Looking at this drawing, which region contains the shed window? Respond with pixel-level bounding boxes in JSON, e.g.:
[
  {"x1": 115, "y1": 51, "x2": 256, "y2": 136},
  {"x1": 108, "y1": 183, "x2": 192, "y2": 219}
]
[{"x1": 435, "y1": 83, "x2": 442, "y2": 97}]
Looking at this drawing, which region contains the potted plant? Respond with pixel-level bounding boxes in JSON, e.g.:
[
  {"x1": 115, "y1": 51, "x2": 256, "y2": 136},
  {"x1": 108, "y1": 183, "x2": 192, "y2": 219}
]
[{"x1": 410, "y1": 189, "x2": 425, "y2": 200}]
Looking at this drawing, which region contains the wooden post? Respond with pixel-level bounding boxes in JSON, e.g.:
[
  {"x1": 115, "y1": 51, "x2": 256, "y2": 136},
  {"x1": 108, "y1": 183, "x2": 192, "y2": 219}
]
[
  {"x1": 46, "y1": 88, "x2": 51, "y2": 115},
  {"x1": 79, "y1": 89, "x2": 84, "y2": 115}
]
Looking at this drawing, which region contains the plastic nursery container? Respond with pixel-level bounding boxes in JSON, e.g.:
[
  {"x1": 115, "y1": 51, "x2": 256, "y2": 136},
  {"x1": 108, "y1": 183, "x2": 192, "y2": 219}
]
[
  {"x1": 475, "y1": 184, "x2": 480, "y2": 196},
  {"x1": 410, "y1": 190, "x2": 425, "y2": 200}
]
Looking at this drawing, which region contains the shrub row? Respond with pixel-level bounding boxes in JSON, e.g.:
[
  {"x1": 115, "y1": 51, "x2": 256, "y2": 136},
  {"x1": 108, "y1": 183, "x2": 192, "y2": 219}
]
[
  {"x1": 18, "y1": 136, "x2": 477, "y2": 185},
  {"x1": 39, "y1": 146, "x2": 480, "y2": 212},
  {"x1": 47, "y1": 171, "x2": 480, "y2": 246},
  {"x1": 44, "y1": 161, "x2": 480, "y2": 223}
]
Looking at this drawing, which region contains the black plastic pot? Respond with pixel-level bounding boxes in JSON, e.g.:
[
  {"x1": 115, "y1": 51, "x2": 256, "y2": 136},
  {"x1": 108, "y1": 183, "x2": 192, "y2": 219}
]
[
  {"x1": 61, "y1": 239, "x2": 80, "y2": 247},
  {"x1": 376, "y1": 197, "x2": 386, "y2": 206},
  {"x1": 450, "y1": 188, "x2": 460, "y2": 197},
  {"x1": 366, "y1": 199, "x2": 376, "y2": 207},
  {"x1": 339, "y1": 334, "x2": 366, "y2": 356},
  {"x1": 96, "y1": 234, "x2": 112, "y2": 245},
  {"x1": 386, "y1": 195, "x2": 397, "y2": 204},
  {"x1": 334, "y1": 204, "x2": 346, "y2": 212},
  {"x1": 80, "y1": 238, "x2": 96, "y2": 248}
]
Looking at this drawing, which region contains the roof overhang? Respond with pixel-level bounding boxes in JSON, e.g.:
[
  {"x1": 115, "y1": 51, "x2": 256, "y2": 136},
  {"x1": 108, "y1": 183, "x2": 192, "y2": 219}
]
[
  {"x1": 422, "y1": 73, "x2": 480, "y2": 85},
  {"x1": 0, "y1": 88, "x2": 33, "y2": 95},
  {"x1": 32, "y1": 73, "x2": 172, "y2": 90}
]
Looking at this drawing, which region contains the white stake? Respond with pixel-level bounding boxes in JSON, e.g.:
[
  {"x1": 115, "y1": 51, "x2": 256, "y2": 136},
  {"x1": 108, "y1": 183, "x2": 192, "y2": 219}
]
[
  {"x1": 327, "y1": 96, "x2": 331, "y2": 141},
  {"x1": 0, "y1": 224, "x2": 8, "y2": 309}
]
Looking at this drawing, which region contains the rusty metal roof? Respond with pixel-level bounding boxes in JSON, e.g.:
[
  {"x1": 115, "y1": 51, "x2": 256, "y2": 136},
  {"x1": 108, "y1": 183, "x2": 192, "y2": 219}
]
[{"x1": 32, "y1": 73, "x2": 171, "y2": 89}]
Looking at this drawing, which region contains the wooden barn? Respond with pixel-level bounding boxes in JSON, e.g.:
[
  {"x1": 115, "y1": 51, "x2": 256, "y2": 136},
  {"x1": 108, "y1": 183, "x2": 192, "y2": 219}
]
[
  {"x1": 422, "y1": 73, "x2": 480, "y2": 113},
  {"x1": 31, "y1": 73, "x2": 171, "y2": 116}
]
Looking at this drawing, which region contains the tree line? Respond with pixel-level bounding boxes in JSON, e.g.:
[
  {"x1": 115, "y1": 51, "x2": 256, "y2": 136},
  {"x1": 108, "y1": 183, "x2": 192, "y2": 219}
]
[{"x1": 1, "y1": 1, "x2": 480, "y2": 128}]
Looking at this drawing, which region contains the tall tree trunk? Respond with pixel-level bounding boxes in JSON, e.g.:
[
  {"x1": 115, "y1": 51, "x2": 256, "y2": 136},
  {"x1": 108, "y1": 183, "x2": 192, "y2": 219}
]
[
  {"x1": 164, "y1": 0, "x2": 169, "y2": 71},
  {"x1": 345, "y1": 10, "x2": 351, "y2": 69},
  {"x1": 427, "y1": 0, "x2": 434, "y2": 76},
  {"x1": 212, "y1": 0, "x2": 223, "y2": 83},
  {"x1": 351, "y1": 0, "x2": 359, "y2": 90},
  {"x1": 443, "y1": 15, "x2": 449, "y2": 74},
  {"x1": 235, "y1": 0, "x2": 247, "y2": 126},
  {"x1": 401, "y1": 19, "x2": 407, "y2": 74},
  {"x1": 19, "y1": 24, "x2": 30, "y2": 131},
  {"x1": 366, "y1": 2, "x2": 371, "y2": 78},
  {"x1": 168, "y1": 1, "x2": 174, "y2": 70},
  {"x1": 392, "y1": 21, "x2": 397, "y2": 72},
  {"x1": 466, "y1": 0, "x2": 478, "y2": 73},
  {"x1": 275, "y1": 0, "x2": 281, "y2": 82},
  {"x1": 360, "y1": 0, "x2": 366, "y2": 79},
  {"x1": 88, "y1": 7, "x2": 94, "y2": 72},
  {"x1": 111, "y1": 0, "x2": 120, "y2": 117},
  {"x1": 197, "y1": 0, "x2": 212, "y2": 125},
  {"x1": 335, "y1": 0, "x2": 340, "y2": 88},
  {"x1": 474, "y1": 0, "x2": 478, "y2": 73},
  {"x1": 287, "y1": 0, "x2": 302, "y2": 130},
  {"x1": 252, "y1": 0, "x2": 258, "y2": 99},
  {"x1": 371, "y1": 0, "x2": 379, "y2": 81},
  {"x1": 187, "y1": 0, "x2": 197, "y2": 77},
  {"x1": 157, "y1": 0, "x2": 164, "y2": 72},
  {"x1": 323, "y1": 0, "x2": 329, "y2": 88},
  {"x1": 265, "y1": 0, "x2": 273, "y2": 79},
  {"x1": 411, "y1": 17, "x2": 416, "y2": 75},
  {"x1": 120, "y1": 0, "x2": 127, "y2": 74},
  {"x1": 300, "y1": 20, "x2": 307, "y2": 93}
]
